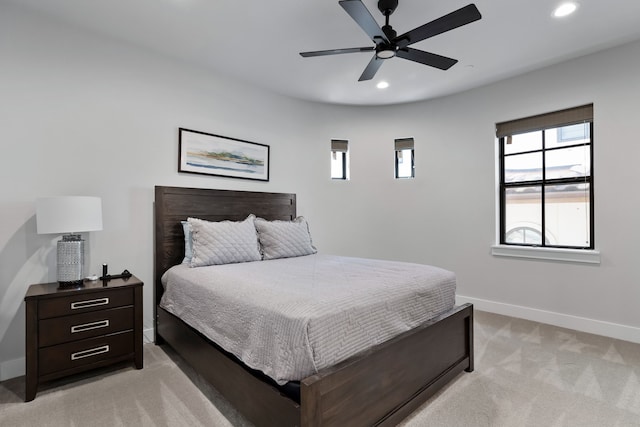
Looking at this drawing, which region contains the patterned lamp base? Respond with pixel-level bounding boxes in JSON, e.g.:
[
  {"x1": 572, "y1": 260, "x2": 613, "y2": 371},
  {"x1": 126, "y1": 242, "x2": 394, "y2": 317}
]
[{"x1": 57, "y1": 234, "x2": 85, "y2": 287}]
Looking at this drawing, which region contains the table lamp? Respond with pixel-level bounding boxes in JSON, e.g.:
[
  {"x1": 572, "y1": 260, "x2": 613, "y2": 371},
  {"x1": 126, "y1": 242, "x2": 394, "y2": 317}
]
[{"x1": 36, "y1": 196, "x2": 103, "y2": 287}]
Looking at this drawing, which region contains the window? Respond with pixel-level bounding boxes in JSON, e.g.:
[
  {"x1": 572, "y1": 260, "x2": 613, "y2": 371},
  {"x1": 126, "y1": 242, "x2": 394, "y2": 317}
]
[
  {"x1": 497, "y1": 104, "x2": 593, "y2": 249},
  {"x1": 395, "y1": 138, "x2": 415, "y2": 179},
  {"x1": 331, "y1": 139, "x2": 349, "y2": 180}
]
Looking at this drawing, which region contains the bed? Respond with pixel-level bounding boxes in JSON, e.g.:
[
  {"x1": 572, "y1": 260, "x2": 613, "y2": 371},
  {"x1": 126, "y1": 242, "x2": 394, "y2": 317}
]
[{"x1": 154, "y1": 185, "x2": 473, "y2": 427}]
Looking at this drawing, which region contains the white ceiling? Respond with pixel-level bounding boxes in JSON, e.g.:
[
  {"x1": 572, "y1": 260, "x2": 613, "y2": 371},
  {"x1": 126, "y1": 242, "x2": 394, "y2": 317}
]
[{"x1": 9, "y1": 0, "x2": 640, "y2": 106}]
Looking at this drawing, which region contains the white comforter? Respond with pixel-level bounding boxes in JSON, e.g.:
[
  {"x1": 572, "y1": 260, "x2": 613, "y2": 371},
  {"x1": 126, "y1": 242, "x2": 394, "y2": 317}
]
[{"x1": 160, "y1": 254, "x2": 456, "y2": 385}]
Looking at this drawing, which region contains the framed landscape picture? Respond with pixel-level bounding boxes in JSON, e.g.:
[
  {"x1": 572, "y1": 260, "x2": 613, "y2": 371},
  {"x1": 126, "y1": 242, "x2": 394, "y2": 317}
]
[{"x1": 178, "y1": 128, "x2": 270, "y2": 181}]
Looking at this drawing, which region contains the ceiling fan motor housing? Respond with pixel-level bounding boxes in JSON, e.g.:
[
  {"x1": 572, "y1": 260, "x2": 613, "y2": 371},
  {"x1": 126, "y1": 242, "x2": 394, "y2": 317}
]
[
  {"x1": 378, "y1": 0, "x2": 398, "y2": 16},
  {"x1": 382, "y1": 24, "x2": 397, "y2": 40}
]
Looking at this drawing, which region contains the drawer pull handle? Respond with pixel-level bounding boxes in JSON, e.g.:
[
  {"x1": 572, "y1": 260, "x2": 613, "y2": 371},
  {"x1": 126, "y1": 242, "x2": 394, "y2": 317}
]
[
  {"x1": 71, "y1": 297, "x2": 109, "y2": 310},
  {"x1": 71, "y1": 345, "x2": 110, "y2": 361},
  {"x1": 71, "y1": 320, "x2": 110, "y2": 334}
]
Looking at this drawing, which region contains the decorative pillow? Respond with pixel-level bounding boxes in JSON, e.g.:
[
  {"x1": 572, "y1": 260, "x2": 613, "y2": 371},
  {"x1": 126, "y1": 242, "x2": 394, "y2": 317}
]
[
  {"x1": 181, "y1": 221, "x2": 193, "y2": 264},
  {"x1": 254, "y1": 216, "x2": 317, "y2": 260},
  {"x1": 188, "y1": 215, "x2": 261, "y2": 267}
]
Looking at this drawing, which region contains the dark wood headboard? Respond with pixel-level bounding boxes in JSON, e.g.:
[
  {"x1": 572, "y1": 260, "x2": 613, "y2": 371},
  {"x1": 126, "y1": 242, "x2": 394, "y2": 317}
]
[{"x1": 154, "y1": 186, "x2": 297, "y2": 306}]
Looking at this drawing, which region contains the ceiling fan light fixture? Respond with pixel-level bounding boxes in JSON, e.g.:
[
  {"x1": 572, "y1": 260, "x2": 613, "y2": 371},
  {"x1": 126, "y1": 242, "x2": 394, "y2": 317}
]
[
  {"x1": 376, "y1": 47, "x2": 396, "y2": 59},
  {"x1": 376, "y1": 81, "x2": 389, "y2": 89}
]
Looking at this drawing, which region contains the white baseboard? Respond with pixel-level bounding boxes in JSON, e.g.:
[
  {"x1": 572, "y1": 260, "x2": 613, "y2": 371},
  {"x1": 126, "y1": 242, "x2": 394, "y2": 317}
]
[
  {"x1": 457, "y1": 295, "x2": 640, "y2": 344},
  {"x1": 1, "y1": 357, "x2": 25, "y2": 381},
  {"x1": 143, "y1": 327, "x2": 154, "y2": 344}
]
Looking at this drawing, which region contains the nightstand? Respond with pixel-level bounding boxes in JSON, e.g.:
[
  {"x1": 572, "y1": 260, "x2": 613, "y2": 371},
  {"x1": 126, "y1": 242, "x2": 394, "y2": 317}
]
[{"x1": 24, "y1": 275, "x2": 143, "y2": 401}]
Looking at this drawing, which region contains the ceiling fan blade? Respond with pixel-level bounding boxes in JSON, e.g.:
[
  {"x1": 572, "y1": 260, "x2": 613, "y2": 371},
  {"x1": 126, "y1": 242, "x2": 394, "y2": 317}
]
[
  {"x1": 339, "y1": 0, "x2": 389, "y2": 44},
  {"x1": 358, "y1": 55, "x2": 384, "y2": 81},
  {"x1": 396, "y1": 47, "x2": 458, "y2": 70},
  {"x1": 395, "y1": 4, "x2": 481, "y2": 49},
  {"x1": 300, "y1": 47, "x2": 375, "y2": 57}
]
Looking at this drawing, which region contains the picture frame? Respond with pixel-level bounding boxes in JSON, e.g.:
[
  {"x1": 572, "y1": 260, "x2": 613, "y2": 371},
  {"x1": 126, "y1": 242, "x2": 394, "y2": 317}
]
[{"x1": 178, "y1": 128, "x2": 270, "y2": 181}]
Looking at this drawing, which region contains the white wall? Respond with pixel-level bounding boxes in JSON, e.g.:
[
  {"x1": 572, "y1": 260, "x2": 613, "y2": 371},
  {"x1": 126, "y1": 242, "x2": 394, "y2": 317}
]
[{"x1": 1, "y1": 3, "x2": 639, "y2": 380}]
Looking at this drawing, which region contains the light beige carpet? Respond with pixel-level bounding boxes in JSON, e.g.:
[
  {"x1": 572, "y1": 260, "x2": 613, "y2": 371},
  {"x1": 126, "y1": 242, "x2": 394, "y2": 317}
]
[{"x1": 1, "y1": 311, "x2": 639, "y2": 426}]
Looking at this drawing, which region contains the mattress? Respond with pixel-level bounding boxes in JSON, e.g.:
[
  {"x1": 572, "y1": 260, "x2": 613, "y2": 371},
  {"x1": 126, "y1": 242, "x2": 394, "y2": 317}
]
[{"x1": 160, "y1": 253, "x2": 456, "y2": 385}]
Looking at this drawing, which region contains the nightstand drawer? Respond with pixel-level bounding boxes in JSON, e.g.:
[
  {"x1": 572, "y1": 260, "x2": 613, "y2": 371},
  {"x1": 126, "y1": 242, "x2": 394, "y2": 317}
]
[
  {"x1": 38, "y1": 288, "x2": 133, "y2": 319},
  {"x1": 39, "y1": 331, "x2": 134, "y2": 376},
  {"x1": 39, "y1": 306, "x2": 134, "y2": 347}
]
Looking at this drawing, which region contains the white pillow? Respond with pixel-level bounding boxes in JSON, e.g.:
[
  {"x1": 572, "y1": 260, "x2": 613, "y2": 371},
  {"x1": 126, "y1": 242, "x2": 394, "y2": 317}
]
[
  {"x1": 188, "y1": 215, "x2": 261, "y2": 267},
  {"x1": 254, "y1": 216, "x2": 317, "y2": 260},
  {"x1": 181, "y1": 221, "x2": 193, "y2": 264}
]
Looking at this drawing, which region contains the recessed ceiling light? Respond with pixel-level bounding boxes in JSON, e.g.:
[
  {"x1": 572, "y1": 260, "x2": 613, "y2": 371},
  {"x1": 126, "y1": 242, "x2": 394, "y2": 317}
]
[
  {"x1": 377, "y1": 81, "x2": 389, "y2": 89},
  {"x1": 553, "y1": 2, "x2": 578, "y2": 18}
]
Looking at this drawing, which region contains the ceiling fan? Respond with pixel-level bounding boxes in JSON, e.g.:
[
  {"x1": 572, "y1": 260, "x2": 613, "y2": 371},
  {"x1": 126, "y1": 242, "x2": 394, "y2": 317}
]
[{"x1": 300, "y1": 0, "x2": 482, "y2": 81}]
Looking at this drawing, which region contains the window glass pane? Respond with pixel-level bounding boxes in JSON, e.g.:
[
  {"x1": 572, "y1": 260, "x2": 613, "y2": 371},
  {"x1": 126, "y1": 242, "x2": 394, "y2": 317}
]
[
  {"x1": 505, "y1": 227, "x2": 545, "y2": 245},
  {"x1": 505, "y1": 186, "x2": 542, "y2": 244},
  {"x1": 504, "y1": 152, "x2": 542, "y2": 183},
  {"x1": 545, "y1": 183, "x2": 590, "y2": 247},
  {"x1": 545, "y1": 146, "x2": 590, "y2": 179},
  {"x1": 396, "y1": 149, "x2": 413, "y2": 178},
  {"x1": 331, "y1": 152, "x2": 345, "y2": 179},
  {"x1": 503, "y1": 130, "x2": 542, "y2": 155},
  {"x1": 546, "y1": 123, "x2": 591, "y2": 148}
]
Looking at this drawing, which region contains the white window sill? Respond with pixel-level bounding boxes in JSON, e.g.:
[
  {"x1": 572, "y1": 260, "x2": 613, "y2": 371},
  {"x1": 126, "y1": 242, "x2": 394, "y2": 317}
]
[{"x1": 491, "y1": 245, "x2": 600, "y2": 264}]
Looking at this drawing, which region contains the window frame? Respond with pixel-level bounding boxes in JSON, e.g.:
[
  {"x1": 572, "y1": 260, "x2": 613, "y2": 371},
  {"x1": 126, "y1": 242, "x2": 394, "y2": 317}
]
[
  {"x1": 497, "y1": 105, "x2": 594, "y2": 250},
  {"x1": 394, "y1": 138, "x2": 415, "y2": 179},
  {"x1": 331, "y1": 139, "x2": 349, "y2": 180}
]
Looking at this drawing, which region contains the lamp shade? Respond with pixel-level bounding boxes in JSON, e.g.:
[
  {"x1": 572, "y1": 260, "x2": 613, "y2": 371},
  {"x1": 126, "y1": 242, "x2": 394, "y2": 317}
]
[{"x1": 36, "y1": 196, "x2": 103, "y2": 234}]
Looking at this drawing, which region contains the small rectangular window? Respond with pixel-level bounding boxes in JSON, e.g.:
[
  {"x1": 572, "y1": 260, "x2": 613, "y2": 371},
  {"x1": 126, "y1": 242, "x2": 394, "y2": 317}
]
[
  {"x1": 395, "y1": 138, "x2": 414, "y2": 179},
  {"x1": 497, "y1": 104, "x2": 594, "y2": 249},
  {"x1": 331, "y1": 139, "x2": 349, "y2": 180}
]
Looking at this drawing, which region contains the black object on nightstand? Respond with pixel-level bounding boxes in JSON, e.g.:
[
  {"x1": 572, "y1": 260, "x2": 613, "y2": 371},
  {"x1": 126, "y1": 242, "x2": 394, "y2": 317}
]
[{"x1": 24, "y1": 275, "x2": 143, "y2": 402}]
